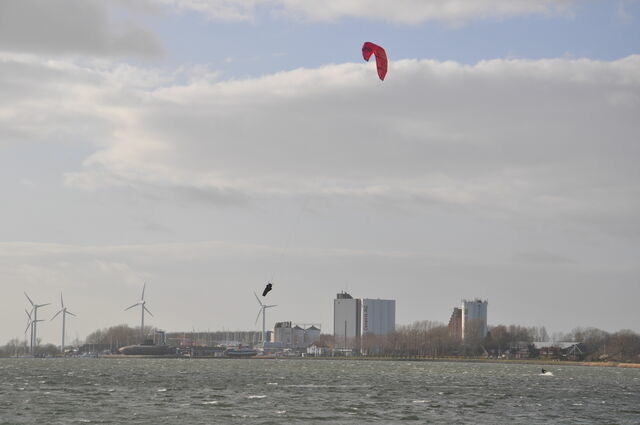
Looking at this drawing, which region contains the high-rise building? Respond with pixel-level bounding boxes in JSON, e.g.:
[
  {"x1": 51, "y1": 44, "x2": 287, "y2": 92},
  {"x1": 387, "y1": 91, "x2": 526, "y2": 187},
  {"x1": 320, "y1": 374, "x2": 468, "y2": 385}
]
[
  {"x1": 361, "y1": 298, "x2": 395, "y2": 336},
  {"x1": 448, "y1": 307, "x2": 462, "y2": 339},
  {"x1": 334, "y1": 292, "x2": 396, "y2": 351},
  {"x1": 333, "y1": 292, "x2": 361, "y2": 349},
  {"x1": 461, "y1": 299, "x2": 488, "y2": 340}
]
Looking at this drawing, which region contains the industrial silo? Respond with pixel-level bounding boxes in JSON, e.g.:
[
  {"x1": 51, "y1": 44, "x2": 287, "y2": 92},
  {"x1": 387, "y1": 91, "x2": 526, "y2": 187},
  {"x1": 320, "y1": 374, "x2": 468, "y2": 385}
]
[{"x1": 304, "y1": 326, "x2": 321, "y2": 347}]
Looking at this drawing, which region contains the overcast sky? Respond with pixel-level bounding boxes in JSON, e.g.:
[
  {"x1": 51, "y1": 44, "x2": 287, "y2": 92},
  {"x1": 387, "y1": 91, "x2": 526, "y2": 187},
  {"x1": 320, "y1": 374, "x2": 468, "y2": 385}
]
[{"x1": 1, "y1": 0, "x2": 639, "y2": 345}]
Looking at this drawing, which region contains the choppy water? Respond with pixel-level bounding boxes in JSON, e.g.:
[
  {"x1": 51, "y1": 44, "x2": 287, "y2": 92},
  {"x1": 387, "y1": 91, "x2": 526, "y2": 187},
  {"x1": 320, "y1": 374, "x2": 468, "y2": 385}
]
[{"x1": 1, "y1": 358, "x2": 639, "y2": 424}]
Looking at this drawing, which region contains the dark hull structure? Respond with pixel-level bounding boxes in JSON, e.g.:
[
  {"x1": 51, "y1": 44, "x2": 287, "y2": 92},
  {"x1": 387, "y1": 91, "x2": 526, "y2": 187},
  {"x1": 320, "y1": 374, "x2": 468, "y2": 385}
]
[
  {"x1": 225, "y1": 349, "x2": 258, "y2": 358},
  {"x1": 116, "y1": 344, "x2": 259, "y2": 358}
]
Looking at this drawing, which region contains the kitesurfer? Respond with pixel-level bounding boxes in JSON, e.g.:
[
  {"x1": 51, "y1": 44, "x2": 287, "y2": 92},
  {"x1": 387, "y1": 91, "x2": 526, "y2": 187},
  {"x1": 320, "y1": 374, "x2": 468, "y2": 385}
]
[{"x1": 262, "y1": 282, "x2": 273, "y2": 297}]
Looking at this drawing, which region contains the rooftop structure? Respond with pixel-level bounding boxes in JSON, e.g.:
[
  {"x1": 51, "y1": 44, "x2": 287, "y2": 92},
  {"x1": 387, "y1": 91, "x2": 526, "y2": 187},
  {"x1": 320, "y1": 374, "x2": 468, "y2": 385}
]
[{"x1": 336, "y1": 291, "x2": 354, "y2": 299}]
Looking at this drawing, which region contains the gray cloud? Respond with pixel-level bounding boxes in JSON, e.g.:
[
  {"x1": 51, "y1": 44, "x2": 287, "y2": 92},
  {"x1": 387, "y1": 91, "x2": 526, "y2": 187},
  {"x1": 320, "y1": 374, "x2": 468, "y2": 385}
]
[{"x1": 0, "y1": 0, "x2": 162, "y2": 57}]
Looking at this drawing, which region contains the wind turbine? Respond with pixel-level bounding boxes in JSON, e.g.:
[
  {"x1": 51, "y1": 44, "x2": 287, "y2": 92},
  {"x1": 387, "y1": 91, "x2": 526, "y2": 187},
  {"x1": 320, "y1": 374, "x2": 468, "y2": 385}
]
[
  {"x1": 125, "y1": 283, "x2": 153, "y2": 343},
  {"x1": 24, "y1": 292, "x2": 49, "y2": 355},
  {"x1": 24, "y1": 308, "x2": 34, "y2": 355},
  {"x1": 254, "y1": 292, "x2": 276, "y2": 349},
  {"x1": 50, "y1": 293, "x2": 77, "y2": 355},
  {"x1": 25, "y1": 310, "x2": 44, "y2": 357}
]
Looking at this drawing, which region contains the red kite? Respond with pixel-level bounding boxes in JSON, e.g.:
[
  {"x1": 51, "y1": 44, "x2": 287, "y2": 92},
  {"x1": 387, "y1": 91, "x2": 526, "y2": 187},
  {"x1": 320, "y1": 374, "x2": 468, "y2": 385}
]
[{"x1": 362, "y1": 42, "x2": 388, "y2": 81}]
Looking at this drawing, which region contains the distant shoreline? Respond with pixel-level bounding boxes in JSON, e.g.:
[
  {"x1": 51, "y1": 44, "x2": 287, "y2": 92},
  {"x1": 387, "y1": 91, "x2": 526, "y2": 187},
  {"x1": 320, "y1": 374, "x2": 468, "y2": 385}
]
[
  {"x1": 298, "y1": 356, "x2": 640, "y2": 368},
  {"x1": 29, "y1": 355, "x2": 640, "y2": 368},
  {"x1": 6, "y1": 355, "x2": 639, "y2": 368}
]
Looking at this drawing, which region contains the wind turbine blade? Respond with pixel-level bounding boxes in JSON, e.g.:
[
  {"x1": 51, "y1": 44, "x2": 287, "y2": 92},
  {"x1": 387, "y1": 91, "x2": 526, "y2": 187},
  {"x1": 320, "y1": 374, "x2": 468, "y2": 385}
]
[
  {"x1": 255, "y1": 309, "x2": 262, "y2": 325},
  {"x1": 253, "y1": 291, "x2": 263, "y2": 307},
  {"x1": 265, "y1": 305, "x2": 277, "y2": 308},
  {"x1": 144, "y1": 306, "x2": 153, "y2": 317},
  {"x1": 24, "y1": 321, "x2": 32, "y2": 334},
  {"x1": 38, "y1": 303, "x2": 51, "y2": 308},
  {"x1": 25, "y1": 308, "x2": 32, "y2": 320},
  {"x1": 24, "y1": 292, "x2": 34, "y2": 306},
  {"x1": 50, "y1": 310, "x2": 62, "y2": 321},
  {"x1": 141, "y1": 282, "x2": 146, "y2": 301},
  {"x1": 125, "y1": 302, "x2": 141, "y2": 311},
  {"x1": 60, "y1": 293, "x2": 64, "y2": 308},
  {"x1": 66, "y1": 311, "x2": 77, "y2": 317}
]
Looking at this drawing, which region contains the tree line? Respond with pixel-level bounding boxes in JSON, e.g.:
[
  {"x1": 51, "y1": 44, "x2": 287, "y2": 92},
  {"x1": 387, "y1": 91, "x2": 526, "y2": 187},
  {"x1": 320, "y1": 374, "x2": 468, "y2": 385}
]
[
  {"x1": 331, "y1": 321, "x2": 640, "y2": 362},
  {"x1": 2, "y1": 323, "x2": 639, "y2": 362}
]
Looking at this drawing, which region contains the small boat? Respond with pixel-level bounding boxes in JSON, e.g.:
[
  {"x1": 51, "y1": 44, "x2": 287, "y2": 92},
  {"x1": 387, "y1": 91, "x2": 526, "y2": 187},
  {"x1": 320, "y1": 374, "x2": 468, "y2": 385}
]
[
  {"x1": 118, "y1": 343, "x2": 176, "y2": 356},
  {"x1": 225, "y1": 348, "x2": 258, "y2": 358}
]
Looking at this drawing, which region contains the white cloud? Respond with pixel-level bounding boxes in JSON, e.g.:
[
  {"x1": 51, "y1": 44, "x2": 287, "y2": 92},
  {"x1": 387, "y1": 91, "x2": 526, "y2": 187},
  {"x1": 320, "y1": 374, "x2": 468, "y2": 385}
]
[{"x1": 154, "y1": 0, "x2": 576, "y2": 24}]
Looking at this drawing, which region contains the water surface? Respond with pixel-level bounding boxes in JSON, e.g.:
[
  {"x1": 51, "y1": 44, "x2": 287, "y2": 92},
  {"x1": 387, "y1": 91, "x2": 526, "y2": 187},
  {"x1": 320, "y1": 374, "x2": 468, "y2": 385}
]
[{"x1": 1, "y1": 358, "x2": 638, "y2": 424}]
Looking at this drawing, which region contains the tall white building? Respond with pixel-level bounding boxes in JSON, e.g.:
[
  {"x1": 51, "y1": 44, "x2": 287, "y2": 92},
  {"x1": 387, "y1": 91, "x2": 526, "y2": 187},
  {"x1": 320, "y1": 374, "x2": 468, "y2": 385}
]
[
  {"x1": 333, "y1": 292, "x2": 361, "y2": 349},
  {"x1": 361, "y1": 298, "x2": 395, "y2": 336},
  {"x1": 461, "y1": 299, "x2": 488, "y2": 340}
]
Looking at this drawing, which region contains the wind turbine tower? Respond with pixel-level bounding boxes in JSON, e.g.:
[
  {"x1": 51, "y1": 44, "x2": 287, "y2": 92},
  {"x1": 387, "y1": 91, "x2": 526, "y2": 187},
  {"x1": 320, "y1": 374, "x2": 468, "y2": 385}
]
[
  {"x1": 125, "y1": 283, "x2": 153, "y2": 343},
  {"x1": 24, "y1": 292, "x2": 50, "y2": 355},
  {"x1": 24, "y1": 309, "x2": 36, "y2": 355},
  {"x1": 254, "y1": 292, "x2": 276, "y2": 348},
  {"x1": 51, "y1": 293, "x2": 77, "y2": 355}
]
